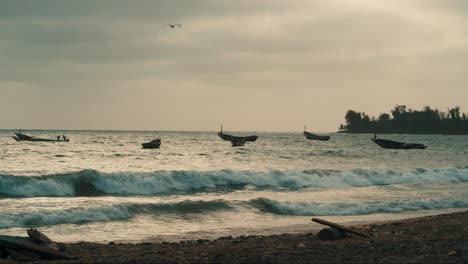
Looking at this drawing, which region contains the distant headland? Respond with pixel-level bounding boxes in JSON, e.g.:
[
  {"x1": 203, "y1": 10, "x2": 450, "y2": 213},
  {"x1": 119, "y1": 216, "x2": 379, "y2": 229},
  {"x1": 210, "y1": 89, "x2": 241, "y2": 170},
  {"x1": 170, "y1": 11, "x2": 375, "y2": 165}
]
[{"x1": 339, "y1": 105, "x2": 468, "y2": 135}]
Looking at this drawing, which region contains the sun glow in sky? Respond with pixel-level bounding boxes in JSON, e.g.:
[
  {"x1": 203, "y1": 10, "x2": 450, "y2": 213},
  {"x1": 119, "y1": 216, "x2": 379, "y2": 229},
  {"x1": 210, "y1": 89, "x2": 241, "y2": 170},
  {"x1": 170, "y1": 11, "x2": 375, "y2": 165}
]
[{"x1": 0, "y1": 0, "x2": 466, "y2": 132}]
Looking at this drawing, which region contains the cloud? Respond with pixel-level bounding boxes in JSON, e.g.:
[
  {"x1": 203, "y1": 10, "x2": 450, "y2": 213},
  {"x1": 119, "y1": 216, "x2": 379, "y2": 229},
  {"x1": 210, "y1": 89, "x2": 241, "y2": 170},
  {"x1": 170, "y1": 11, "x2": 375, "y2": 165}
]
[{"x1": 0, "y1": 0, "x2": 466, "y2": 131}]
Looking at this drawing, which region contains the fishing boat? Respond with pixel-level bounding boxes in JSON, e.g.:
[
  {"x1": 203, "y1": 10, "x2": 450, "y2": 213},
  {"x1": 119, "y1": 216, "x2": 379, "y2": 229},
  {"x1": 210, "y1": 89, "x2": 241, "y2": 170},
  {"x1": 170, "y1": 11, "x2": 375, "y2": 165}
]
[
  {"x1": 142, "y1": 138, "x2": 161, "y2": 149},
  {"x1": 12, "y1": 132, "x2": 69, "y2": 142},
  {"x1": 371, "y1": 134, "x2": 426, "y2": 149},
  {"x1": 217, "y1": 125, "x2": 258, "y2": 142},
  {"x1": 303, "y1": 126, "x2": 330, "y2": 141}
]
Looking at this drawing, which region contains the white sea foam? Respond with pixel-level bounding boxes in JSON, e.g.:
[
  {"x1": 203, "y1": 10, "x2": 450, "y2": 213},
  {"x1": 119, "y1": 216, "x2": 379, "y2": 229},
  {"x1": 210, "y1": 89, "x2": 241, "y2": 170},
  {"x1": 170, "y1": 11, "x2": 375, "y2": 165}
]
[
  {"x1": 1, "y1": 197, "x2": 467, "y2": 229},
  {"x1": 0, "y1": 200, "x2": 233, "y2": 229},
  {"x1": 0, "y1": 167, "x2": 467, "y2": 197},
  {"x1": 249, "y1": 197, "x2": 468, "y2": 216}
]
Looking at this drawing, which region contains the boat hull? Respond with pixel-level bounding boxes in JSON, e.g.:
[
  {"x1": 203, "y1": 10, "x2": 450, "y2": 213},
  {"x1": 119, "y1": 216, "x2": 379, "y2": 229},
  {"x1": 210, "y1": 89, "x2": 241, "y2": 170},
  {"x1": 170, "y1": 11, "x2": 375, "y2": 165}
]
[
  {"x1": 218, "y1": 132, "x2": 258, "y2": 142},
  {"x1": 13, "y1": 133, "x2": 68, "y2": 142},
  {"x1": 303, "y1": 131, "x2": 330, "y2": 141},
  {"x1": 142, "y1": 139, "x2": 161, "y2": 149},
  {"x1": 371, "y1": 139, "x2": 426, "y2": 149},
  {"x1": 13, "y1": 137, "x2": 63, "y2": 142}
]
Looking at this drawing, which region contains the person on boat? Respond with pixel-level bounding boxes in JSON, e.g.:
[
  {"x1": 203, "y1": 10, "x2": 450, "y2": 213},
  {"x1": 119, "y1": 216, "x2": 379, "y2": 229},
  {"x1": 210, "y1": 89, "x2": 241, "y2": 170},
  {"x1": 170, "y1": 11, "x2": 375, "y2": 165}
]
[
  {"x1": 57, "y1": 135, "x2": 61, "y2": 140},
  {"x1": 62, "y1": 135, "x2": 67, "y2": 141}
]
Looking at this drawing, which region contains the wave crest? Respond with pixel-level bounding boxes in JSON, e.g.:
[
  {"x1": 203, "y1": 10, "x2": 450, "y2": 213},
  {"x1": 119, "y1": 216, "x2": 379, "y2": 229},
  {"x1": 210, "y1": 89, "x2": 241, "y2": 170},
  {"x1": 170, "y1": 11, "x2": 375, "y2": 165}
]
[
  {"x1": 2, "y1": 197, "x2": 467, "y2": 229},
  {"x1": 0, "y1": 167, "x2": 467, "y2": 197},
  {"x1": 0, "y1": 200, "x2": 233, "y2": 229},
  {"x1": 249, "y1": 197, "x2": 468, "y2": 216}
]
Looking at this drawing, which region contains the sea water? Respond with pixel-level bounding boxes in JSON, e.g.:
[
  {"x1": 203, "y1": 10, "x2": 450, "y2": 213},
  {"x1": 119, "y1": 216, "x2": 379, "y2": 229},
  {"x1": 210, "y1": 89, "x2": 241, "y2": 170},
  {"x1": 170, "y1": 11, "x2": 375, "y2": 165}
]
[{"x1": 0, "y1": 130, "x2": 467, "y2": 243}]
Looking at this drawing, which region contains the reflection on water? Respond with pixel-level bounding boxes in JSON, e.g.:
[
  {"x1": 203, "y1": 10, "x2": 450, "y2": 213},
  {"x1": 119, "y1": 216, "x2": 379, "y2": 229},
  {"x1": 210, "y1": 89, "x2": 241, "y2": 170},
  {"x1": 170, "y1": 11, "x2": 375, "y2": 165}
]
[{"x1": 0, "y1": 130, "x2": 467, "y2": 243}]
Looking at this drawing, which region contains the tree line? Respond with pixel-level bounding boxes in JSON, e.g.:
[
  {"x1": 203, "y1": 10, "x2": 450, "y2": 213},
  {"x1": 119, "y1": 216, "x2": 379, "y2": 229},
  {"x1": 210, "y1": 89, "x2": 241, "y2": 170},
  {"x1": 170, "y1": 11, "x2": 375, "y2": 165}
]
[{"x1": 339, "y1": 105, "x2": 468, "y2": 134}]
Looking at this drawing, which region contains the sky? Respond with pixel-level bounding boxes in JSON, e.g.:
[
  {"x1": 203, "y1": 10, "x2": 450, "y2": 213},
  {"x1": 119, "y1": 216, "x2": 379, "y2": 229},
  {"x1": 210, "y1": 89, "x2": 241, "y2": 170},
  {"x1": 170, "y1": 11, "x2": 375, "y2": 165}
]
[{"x1": 0, "y1": 0, "x2": 467, "y2": 132}]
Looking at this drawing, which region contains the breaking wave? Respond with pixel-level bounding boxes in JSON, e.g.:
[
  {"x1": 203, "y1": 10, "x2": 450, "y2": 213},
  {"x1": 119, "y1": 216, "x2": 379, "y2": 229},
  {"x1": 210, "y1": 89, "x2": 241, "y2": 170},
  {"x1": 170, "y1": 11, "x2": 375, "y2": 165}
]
[
  {"x1": 1, "y1": 197, "x2": 467, "y2": 229},
  {"x1": 0, "y1": 200, "x2": 233, "y2": 229},
  {"x1": 248, "y1": 198, "x2": 468, "y2": 216},
  {"x1": 0, "y1": 167, "x2": 467, "y2": 197}
]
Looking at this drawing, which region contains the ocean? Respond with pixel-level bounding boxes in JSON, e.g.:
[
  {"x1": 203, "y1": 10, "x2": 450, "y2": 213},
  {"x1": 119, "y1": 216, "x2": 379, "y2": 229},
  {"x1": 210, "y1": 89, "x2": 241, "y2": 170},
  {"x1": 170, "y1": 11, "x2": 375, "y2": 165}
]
[{"x1": 1, "y1": 130, "x2": 467, "y2": 243}]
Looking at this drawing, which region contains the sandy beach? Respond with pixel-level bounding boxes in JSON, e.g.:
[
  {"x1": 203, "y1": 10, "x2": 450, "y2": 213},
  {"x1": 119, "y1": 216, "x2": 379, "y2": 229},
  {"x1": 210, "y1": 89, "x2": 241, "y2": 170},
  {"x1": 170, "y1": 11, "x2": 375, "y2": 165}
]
[{"x1": 2, "y1": 210, "x2": 465, "y2": 264}]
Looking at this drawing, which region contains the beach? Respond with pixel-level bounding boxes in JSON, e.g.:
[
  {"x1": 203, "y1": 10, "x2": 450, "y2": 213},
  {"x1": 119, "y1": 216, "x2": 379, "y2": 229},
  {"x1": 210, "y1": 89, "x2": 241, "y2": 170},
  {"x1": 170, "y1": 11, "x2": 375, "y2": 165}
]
[
  {"x1": 3, "y1": 0, "x2": 468, "y2": 262},
  {"x1": 3, "y1": 210, "x2": 463, "y2": 264}
]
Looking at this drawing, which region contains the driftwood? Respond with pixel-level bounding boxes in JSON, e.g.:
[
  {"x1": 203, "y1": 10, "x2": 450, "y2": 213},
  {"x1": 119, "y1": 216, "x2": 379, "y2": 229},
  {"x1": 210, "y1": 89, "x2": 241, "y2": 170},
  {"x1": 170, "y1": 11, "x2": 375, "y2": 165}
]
[
  {"x1": 0, "y1": 248, "x2": 6, "y2": 258},
  {"x1": 312, "y1": 218, "x2": 372, "y2": 238},
  {"x1": 6, "y1": 248, "x2": 41, "y2": 261},
  {"x1": 27, "y1": 229, "x2": 54, "y2": 244},
  {"x1": 27, "y1": 228, "x2": 66, "y2": 251},
  {"x1": 0, "y1": 234, "x2": 72, "y2": 260}
]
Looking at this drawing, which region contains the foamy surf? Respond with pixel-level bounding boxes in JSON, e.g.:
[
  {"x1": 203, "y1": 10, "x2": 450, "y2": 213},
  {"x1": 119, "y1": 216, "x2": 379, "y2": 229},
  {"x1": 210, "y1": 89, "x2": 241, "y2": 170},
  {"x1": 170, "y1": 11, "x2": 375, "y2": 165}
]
[
  {"x1": 1, "y1": 197, "x2": 467, "y2": 229},
  {"x1": 0, "y1": 167, "x2": 467, "y2": 198}
]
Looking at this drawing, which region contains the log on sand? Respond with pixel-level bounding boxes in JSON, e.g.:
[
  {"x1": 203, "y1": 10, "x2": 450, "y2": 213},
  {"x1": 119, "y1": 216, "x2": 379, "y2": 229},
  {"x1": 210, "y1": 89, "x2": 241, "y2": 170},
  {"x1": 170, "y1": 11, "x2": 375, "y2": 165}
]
[
  {"x1": 0, "y1": 235, "x2": 72, "y2": 260},
  {"x1": 312, "y1": 218, "x2": 372, "y2": 238}
]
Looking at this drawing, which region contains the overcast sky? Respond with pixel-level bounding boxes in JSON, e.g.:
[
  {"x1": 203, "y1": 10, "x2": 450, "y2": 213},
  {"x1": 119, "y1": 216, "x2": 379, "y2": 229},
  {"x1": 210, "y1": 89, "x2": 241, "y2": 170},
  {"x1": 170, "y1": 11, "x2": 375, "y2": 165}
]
[{"x1": 0, "y1": 0, "x2": 466, "y2": 132}]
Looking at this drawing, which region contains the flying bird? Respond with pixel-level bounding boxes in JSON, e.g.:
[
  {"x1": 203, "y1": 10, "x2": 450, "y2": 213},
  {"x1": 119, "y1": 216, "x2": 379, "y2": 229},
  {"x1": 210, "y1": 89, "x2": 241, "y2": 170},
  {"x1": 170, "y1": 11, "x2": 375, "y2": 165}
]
[{"x1": 163, "y1": 24, "x2": 182, "y2": 28}]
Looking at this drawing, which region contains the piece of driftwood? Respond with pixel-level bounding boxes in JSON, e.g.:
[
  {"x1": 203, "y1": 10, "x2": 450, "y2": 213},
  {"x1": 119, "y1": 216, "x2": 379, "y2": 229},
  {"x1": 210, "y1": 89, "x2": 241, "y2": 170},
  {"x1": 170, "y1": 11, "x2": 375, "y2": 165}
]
[
  {"x1": 27, "y1": 229, "x2": 53, "y2": 244},
  {"x1": 0, "y1": 248, "x2": 6, "y2": 258},
  {"x1": 0, "y1": 235, "x2": 72, "y2": 260},
  {"x1": 317, "y1": 227, "x2": 348, "y2": 240},
  {"x1": 312, "y1": 218, "x2": 372, "y2": 238},
  {"x1": 6, "y1": 248, "x2": 41, "y2": 261},
  {"x1": 0, "y1": 236, "x2": 27, "y2": 249},
  {"x1": 27, "y1": 228, "x2": 66, "y2": 251}
]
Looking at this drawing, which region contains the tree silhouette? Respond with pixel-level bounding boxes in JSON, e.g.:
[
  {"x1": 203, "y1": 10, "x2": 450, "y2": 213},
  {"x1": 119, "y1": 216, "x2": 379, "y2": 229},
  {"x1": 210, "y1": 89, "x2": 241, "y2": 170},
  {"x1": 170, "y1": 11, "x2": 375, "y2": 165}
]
[{"x1": 340, "y1": 105, "x2": 468, "y2": 134}]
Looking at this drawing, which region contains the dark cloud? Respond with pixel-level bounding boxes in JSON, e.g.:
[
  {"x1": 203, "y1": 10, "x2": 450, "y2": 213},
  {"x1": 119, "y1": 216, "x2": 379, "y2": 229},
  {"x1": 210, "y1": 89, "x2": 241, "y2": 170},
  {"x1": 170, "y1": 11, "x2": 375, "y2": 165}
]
[
  {"x1": 0, "y1": 0, "x2": 291, "y2": 20},
  {"x1": 0, "y1": 0, "x2": 466, "y2": 131}
]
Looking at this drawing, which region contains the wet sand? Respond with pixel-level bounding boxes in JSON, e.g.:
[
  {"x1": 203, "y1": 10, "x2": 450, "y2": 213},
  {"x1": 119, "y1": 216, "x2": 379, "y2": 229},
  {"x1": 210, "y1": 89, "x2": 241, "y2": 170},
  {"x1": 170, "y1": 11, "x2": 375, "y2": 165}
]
[{"x1": 3, "y1": 210, "x2": 468, "y2": 263}]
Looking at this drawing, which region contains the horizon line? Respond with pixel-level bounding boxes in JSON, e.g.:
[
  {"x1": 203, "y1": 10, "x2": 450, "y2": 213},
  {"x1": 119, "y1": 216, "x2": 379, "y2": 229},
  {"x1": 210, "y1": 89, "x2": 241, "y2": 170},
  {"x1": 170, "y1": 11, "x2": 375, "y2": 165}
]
[{"x1": 0, "y1": 128, "x2": 338, "y2": 133}]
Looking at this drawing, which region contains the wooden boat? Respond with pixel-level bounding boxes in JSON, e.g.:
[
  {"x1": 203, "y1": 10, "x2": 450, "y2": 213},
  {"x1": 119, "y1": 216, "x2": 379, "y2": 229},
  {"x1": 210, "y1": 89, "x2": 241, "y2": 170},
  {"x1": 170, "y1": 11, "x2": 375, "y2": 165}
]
[
  {"x1": 142, "y1": 138, "x2": 161, "y2": 149},
  {"x1": 15, "y1": 132, "x2": 33, "y2": 140},
  {"x1": 218, "y1": 125, "x2": 258, "y2": 142},
  {"x1": 12, "y1": 132, "x2": 69, "y2": 142},
  {"x1": 303, "y1": 126, "x2": 330, "y2": 141},
  {"x1": 371, "y1": 134, "x2": 426, "y2": 149}
]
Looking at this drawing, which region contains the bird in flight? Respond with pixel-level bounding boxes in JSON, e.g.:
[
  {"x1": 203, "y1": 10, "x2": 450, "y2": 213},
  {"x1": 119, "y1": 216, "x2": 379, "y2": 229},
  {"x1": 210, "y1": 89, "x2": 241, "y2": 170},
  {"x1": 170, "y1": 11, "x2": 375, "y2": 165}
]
[{"x1": 163, "y1": 24, "x2": 182, "y2": 28}]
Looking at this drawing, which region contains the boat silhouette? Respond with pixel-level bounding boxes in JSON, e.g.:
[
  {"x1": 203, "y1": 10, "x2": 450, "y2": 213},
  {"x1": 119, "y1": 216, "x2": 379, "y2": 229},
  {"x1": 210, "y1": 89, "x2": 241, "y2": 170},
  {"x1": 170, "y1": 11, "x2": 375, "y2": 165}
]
[
  {"x1": 142, "y1": 138, "x2": 161, "y2": 149},
  {"x1": 371, "y1": 134, "x2": 426, "y2": 149},
  {"x1": 303, "y1": 126, "x2": 330, "y2": 141},
  {"x1": 13, "y1": 132, "x2": 69, "y2": 142},
  {"x1": 217, "y1": 125, "x2": 258, "y2": 142}
]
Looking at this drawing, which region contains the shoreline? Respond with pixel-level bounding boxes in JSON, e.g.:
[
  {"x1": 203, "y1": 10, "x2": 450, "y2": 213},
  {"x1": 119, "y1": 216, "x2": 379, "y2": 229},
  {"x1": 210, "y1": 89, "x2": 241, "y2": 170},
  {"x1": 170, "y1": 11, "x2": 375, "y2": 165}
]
[{"x1": 6, "y1": 210, "x2": 466, "y2": 263}]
